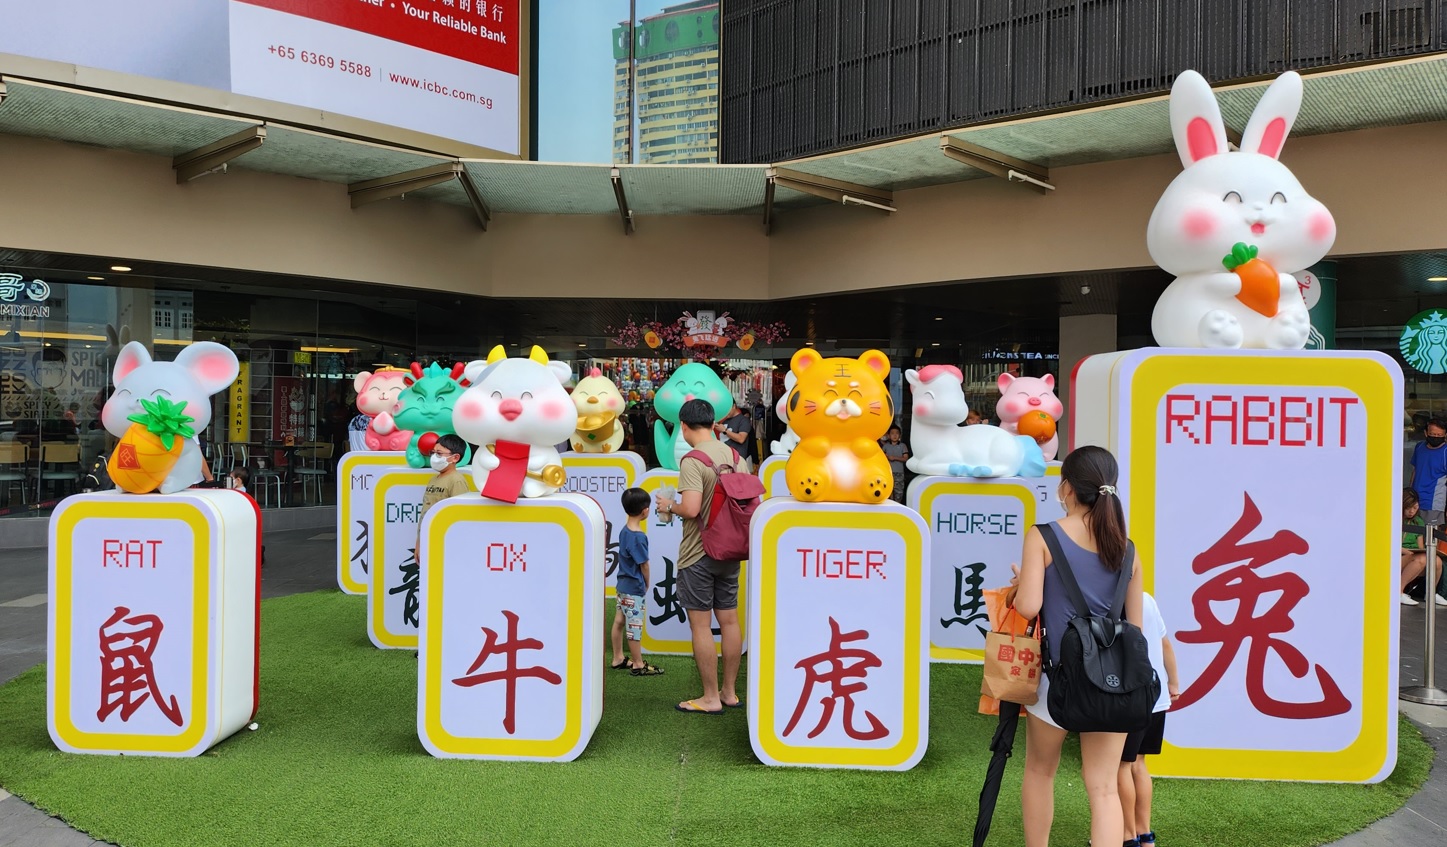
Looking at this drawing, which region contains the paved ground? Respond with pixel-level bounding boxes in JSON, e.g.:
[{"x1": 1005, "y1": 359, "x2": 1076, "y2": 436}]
[{"x1": 0, "y1": 530, "x2": 1444, "y2": 846}]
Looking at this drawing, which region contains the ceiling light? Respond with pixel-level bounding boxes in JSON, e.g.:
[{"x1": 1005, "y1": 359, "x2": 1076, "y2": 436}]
[
  {"x1": 110, "y1": 265, "x2": 132, "y2": 272},
  {"x1": 930, "y1": 342, "x2": 940, "y2": 347},
  {"x1": 1081, "y1": 285, "x2": 1092, "y2": 295},
  {"x1": 933, "y1": 316, "x2": 943, "y2": 321},
  {"x1": 577, "y1": 343, "x2": 587, "y2": 347},
  {"x1": 87, "y1": 276, "x2": 105, "y2": 281},
  {"x1": 1429, "y1": 277, "x2": 1447, "y2": 282},
  {"x1": 300, "y1": 346, "x2": 357, "y2": 353}
]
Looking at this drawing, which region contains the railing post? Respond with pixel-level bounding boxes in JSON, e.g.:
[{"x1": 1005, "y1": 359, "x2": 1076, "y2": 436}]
[{"x1": 1402, "y1": 521, "x2": 1447, "y2": 706}]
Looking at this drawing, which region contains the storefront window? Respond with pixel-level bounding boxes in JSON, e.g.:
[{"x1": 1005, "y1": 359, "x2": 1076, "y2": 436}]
[{"x1": 0, "y1": 267, "x2": 460, "y2": 519}]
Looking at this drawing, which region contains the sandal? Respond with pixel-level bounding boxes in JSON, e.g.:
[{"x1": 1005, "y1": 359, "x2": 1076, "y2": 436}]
[
  {"x1": 630, "y1": 662, "x2": 665, "y2": 676},
  {"x1": 1138, "y1": 833, "x2": 1156, "y2": 846},
  {"x1": 609, "y1": 659, "x2": 631, "y2": 671}
]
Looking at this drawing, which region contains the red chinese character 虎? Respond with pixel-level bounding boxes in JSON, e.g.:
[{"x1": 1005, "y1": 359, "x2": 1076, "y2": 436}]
[
  {"x1": 452, "y1": 610, "x2": 562, "y2": 735},
  {"x1": 97, "y1": 606, "x2": 183, "y2": 727},
  {"x1": 783, "y1": 617, "x2": 888, "y2": 741},
  {"x1": 1174, "y1": 493, "x2": 1350, "y2": 720}
]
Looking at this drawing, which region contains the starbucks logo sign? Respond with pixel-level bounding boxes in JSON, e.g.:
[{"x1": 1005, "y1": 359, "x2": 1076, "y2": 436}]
[{"x1": 1400, "y1": 310, "x2": 1447, "y2": 374}]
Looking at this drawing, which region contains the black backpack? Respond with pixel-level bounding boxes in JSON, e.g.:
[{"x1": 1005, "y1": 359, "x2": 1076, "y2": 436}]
[{"x1": 1037, "y1": 524, "x2": 1159, "y2": 733}]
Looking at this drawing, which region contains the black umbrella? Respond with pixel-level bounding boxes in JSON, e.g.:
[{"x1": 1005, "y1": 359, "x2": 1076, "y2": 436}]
[{"x1": 972, "y1": 699, "x2": 1023, "y2": 847}]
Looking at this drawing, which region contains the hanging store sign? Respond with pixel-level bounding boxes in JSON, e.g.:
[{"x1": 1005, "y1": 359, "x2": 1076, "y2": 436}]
[
  {"x1": 681, "y1": 311, "x2": 731, "y2": 350},
  {"x1": 0, "y1": 274, "x2": 52, "y2": 318}
]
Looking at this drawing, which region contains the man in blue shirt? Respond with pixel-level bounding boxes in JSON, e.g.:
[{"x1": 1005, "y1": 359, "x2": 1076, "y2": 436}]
[{"x1": 1410, "y1": 418, "x2": 1447, "y2": 522}]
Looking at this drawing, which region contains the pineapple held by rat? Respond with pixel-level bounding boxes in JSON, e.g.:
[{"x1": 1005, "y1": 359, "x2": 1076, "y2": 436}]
[{"x1": 108, "y1": 396, "x2": 196, "y2": 494}]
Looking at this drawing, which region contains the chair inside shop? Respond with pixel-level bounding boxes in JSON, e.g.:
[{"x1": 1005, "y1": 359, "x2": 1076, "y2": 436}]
[
  {"x1": 0, "y1": 442, "x2": 28, "y2": 507},
  {"x1": 295, "y1": 441, "x2": 334, "y2": 505},
  {"x1": 251, "y1": 454, "x2": 285, "y2": 509},
  {"x1": 36, "y1": 442, "x2": 81, "y2": 501}
]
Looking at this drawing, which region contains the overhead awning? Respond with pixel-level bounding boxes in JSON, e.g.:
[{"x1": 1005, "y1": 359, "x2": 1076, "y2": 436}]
[{"x1": 2, "y1": 53, "x2": 1445, "y2": 230}]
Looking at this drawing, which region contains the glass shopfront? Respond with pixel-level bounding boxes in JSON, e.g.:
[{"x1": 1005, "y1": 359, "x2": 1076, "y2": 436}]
[{"x1": 0, "y1": 266, "x2": 487, "y2": 519}]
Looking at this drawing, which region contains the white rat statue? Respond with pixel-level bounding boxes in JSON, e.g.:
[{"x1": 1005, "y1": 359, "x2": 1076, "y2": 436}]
[
  {"x1": 769, "y1": 371, "x2": 800, "y2": 456},
  {"x1": 904, "y1": 366, "x2": 1045, "y2": 479},
  {"x1": 570, "y1": 368, "x2": 626, "y2": 453},
  {"x1": 453, "y1": 345, "x2": 575, "y2": 502},
  {"x1": 102, "y1": 341, "x2": 240, "y2": 494},
  {"x1": 1148, "y1": 70, "x2": 1334, "y2": 350}
]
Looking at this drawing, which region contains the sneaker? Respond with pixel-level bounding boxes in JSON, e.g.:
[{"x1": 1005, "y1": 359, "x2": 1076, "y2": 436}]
[
  {"x1": 1436, "y1": 594, "x2": 1447, "y2": 606},
  {"x1": 1402, "y1": 593, "x2": 1420, "y2": 606}
]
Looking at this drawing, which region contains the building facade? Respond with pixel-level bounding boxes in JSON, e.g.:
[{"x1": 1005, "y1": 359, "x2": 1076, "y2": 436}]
[{"x1": 614, "y1": 1, "x2": 722, "y2": 164}]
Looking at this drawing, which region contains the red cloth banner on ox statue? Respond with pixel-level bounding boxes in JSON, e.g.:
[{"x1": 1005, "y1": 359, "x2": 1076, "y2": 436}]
[{"x1": 1072, "y1": 347, "x2": 1402, "y2": 783}]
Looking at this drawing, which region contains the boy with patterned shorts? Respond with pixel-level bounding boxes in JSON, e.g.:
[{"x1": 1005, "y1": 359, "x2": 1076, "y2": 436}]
[{"x1": 611, "y1": 487, "x2": 663, "y2": 676}]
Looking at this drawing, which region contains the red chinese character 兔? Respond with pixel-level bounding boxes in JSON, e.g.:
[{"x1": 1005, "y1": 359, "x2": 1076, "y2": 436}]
[
  {"x1": 996, "y1": 644, "x2": 1015, "y2": 662},
  {"x1": 97, "y1": 606, "x2": 183, "y2": 727},
  {"x1": 783, "y1": 617, "x2": 889, "y2": 741},
  {"x1": 452, "y1": 610, "x2": 562, "y2": 735},
  {"x1": 1174, "y1": 493, "x2": 1350, "y2": 720}
]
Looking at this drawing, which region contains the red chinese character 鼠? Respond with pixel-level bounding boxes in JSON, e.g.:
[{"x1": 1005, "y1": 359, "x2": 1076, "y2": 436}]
[
  {"x1": 97, "y1": 606, "x2": 183, "y2": 727},
  {"x1": 1174, "y1": 493, "x2": 1350, "y2": 720},
  {"x1": 452, "y1": 610, "x2": 562, "y2": 735},
  {"x1": 783, "y1": 617, "x2": 889, "y2": 741}
]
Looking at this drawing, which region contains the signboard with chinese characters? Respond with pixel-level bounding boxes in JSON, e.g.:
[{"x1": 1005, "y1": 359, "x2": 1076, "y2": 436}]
[
  {"x1": 271, "y1": 376, "x2": 306, "y2": 442},
  {"x1": 417, "y1": 493, "x2": 604, "y2": 761},
  {"x1": 908, "y1": 466, "x2": 1063, "y2": 663},
  {"x1": 560, "y1": 451, "x2": 646, "y2": 597},
  {"x1": 369, "y1": 466, "x2": 474, "y2": 650},
  {"x1": 336, "y1": 451, "x2": 410, "y2": 595},
  {"x1": 637, "y1": 469, "x2": 747, "y2": 656},
  {"x1": 1072, "y1": 348, "x2": 1402, "y2": 783},
  {"x1": 759, "y1": 455, "x2": 790, "y2": 499},
  {"x1": 747, "y1": 499, "x2": 930, "y2": 771},
  {"x1": 48, "y1": 490, "x2": 259, "y2": 757}
]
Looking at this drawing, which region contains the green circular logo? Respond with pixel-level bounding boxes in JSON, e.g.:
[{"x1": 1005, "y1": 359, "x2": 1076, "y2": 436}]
[{"x1": 1400, "y1": 309, "x2": 1447, "y2": 374}]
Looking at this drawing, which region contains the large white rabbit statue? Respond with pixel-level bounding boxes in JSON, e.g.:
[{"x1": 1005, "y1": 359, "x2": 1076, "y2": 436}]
[{"x1": 1148, "y1": 70, "x2": 1335, "y2": 350}]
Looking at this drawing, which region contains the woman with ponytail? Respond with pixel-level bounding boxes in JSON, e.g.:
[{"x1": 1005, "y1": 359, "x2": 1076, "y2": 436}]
[{"x1": 1011, "y1": 445, "x2": 1145, "y2": 847}]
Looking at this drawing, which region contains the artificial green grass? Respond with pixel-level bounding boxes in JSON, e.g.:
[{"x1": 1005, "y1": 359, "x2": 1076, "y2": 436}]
[{"x1": 0, "y1": 591, "x2": 1431, "y2": 847}]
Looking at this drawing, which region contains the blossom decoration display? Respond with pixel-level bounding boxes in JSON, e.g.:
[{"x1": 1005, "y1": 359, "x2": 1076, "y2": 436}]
[{"x1": 608, "y1": 312, "x2": 788, "y2": 354}]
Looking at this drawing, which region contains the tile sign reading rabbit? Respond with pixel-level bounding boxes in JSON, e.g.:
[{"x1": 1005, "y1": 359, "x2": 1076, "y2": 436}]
[{"x1": 1072, "y1": 348, "x2": 1402, "y2": 783}]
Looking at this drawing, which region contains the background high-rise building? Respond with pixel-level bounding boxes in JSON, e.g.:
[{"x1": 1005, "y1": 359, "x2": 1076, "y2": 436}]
[{"x1": 613, "y1": 1, "x2": 721, "y2": 164}]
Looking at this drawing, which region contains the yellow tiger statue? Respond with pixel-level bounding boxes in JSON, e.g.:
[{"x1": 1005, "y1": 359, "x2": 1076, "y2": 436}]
[{"x1": 783, "y1": 348, "x2": 895, "y2": 504}]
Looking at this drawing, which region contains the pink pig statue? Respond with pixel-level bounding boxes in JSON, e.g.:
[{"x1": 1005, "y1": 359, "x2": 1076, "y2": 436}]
[
  {"x1": 353, "y1": 367, "x2": 413, "y2": 452},
  {"x1": 995, "y1": 373, "x2": 1063, "y2": 461}
]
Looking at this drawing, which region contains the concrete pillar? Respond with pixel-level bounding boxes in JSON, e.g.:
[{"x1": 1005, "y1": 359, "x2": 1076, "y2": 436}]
[{"x1": 1058, "y1": 313, "x2": 1117, "y2": 453}]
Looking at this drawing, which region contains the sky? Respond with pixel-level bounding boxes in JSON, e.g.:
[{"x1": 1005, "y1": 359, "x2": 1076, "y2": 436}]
[{"x1": 536, "y1": 0, "x2": 673, "y2": 163}]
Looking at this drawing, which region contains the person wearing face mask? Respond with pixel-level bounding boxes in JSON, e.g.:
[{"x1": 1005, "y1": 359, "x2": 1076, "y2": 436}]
[
  {"x1": 419, "y1": 434, "x2": 470, "y2": 548},
  {"x1": 1410, "y1": 418, "x2": 1447, "y2": 524}
]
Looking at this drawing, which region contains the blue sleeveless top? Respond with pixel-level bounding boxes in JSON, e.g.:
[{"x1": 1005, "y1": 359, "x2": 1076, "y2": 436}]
[{"x1": 1040, "y1": 523, "x2": 1128, "y2": 661}]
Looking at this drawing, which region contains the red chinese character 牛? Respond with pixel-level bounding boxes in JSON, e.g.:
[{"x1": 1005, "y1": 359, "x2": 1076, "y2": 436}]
[
  {"x1": 452, "y1": 610, "x2": 562, "y2": 735},
  {"x1": 97, "y1": 606, "x2": 184, "y2": 727},
  {"x1": 783, "y1": 617, "x2": 889, "y2": 741},
  {"x1": 1174, "y1": 493, "x2": 1350, "y2": 719}
]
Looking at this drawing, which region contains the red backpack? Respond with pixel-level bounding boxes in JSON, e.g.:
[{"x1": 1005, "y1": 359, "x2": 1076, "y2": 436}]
[{"x1": 683, "y1": 448, "x2": 765, "y2": 561}]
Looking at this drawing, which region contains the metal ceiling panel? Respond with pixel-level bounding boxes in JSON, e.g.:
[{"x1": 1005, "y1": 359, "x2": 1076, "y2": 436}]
[
  {"x1": 0, "y1": 77, "x2": 257, "y2": 158},
  {"x1": 233, "y1": 123, "x2": 451, "y2": 184},
  {"x1": 784, "y1": 54, "x2": 1447, "y2": 188},
  {"x1": 619, "y1": 165, "x2": 769, "y2": 215},
  {"x1": 781, "y1": 135, "x2": 988, "y2": 191},
  {"x1": 461, "y1": 161, "x2": 618, "y2": 215}
]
